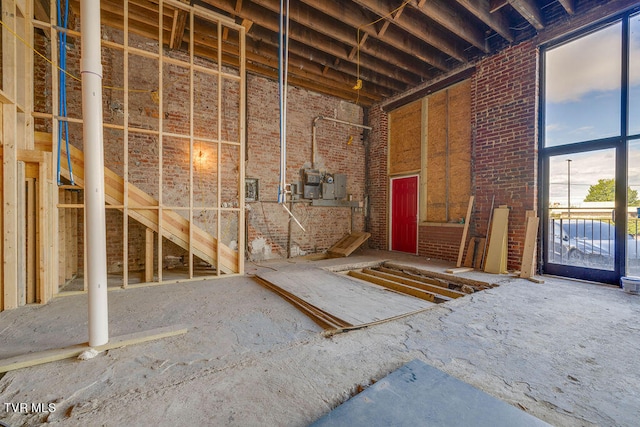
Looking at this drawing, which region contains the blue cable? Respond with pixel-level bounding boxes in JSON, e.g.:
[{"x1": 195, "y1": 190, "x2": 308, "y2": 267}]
[{"x1": 56, "y1": 0, "x2": 74, "y2": 185}]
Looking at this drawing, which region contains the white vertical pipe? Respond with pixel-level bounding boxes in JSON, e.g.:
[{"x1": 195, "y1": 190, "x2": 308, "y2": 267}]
[{"x1": 81, "y1": 0, "x2": 109, "y2": 347}]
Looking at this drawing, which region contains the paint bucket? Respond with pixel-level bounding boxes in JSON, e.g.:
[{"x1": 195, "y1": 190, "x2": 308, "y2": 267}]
[{"x1": 621, "y1": 276, "x2": 640, "y2": 294}]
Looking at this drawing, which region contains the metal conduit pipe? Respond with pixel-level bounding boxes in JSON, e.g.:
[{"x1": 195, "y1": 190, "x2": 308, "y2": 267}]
[{"x1": 312, "y1": 115, "x2": 373, "y2": 169}]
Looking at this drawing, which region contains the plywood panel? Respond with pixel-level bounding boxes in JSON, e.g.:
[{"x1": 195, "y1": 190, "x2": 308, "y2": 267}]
[
  {"x1": 427, "y1": 90, "x2": 447, "y2": 222},
  {"x1": 448, "y1": 80, "x2": 472, "y2": 221},
  {"x1": 389, "y1": 100, "x2": 422, "y2": 175},
  {"x1": 257, "y1": 268, "x2": 432, "y2": 327},
  {"x1": 425, "y1": 81, "x2": 471, "y2": 223}
]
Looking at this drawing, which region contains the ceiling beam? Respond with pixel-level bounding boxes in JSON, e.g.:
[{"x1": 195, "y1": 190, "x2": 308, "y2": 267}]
[
  {"x1": 170, "y1": 9, "x2": 188, "y2": 49},
  {"x1": 198, "y1": 0, "x2": 435, "y2": 80},
  {"x1": 413, "y1": 0, "x2": 489, "y2": 53},
  {"x1": 248, "y1": 25, "x2": 409, "y2": 93},
  {"x1": 292, "y1": 0, "x2": 451, "y2": 71},
  {"x1": 557, "y1": 0, "x2": 575, "y2": 15},
  {"x1": 350, "y1": 0, "x2": 470, "y2": 62},
  {"x1": 509, "y1": 0, "x2": 544, "y2": 30},
  {"x1": 33, "y1": 0, "x2": 50, "y2": 23},
  {"x1": 244, "y1": 40, "x2": 386, "y2": 104},
  {"x1": 453, "y1": 0, "x2": 513, "y2": 42},
  {"x1": 489, "y1": 0, "x2": 509, "y2": 13}
]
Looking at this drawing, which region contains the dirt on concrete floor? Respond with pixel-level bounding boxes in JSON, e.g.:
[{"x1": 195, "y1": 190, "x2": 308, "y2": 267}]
[{"x1": 1, "y1": 251, "x2": 639, "y2": 426}]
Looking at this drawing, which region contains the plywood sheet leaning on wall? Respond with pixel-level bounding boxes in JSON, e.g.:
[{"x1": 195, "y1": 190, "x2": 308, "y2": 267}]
[
  {"x1": 520, "y1": 211, "x2": 539, "y2": 279},
  {"x1": 327, "y1": 231, "x2": 371, "y2": 257},
  {"x1": 484, "y1": 206, "x2": 509, "y2": 274},
  {"x1": 389, "y1": 100, "x2": 422, "y2": 175}
]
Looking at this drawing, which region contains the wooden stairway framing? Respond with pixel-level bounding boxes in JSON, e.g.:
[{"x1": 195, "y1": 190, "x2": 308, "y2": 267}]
[{"x1": 37, "y1": 132, "x2": 238, "y2": 275}]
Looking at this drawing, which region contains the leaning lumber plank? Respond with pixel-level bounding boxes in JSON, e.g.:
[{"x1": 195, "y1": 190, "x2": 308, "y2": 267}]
[
  {"x1": 484, "y1": 207, "x2": 509, "y2": 274},
  {"x1": 349, "y1": 270, "x2": 446, "y2": 303},
  {"x1": 0, "y1": 325, "x2": 188, "y2": 373},
  {"x1": 456, "y1": 196, "x2": 474, "y2": 267},
  {"x1": 328, "y1": 231, "x2": 371, "y2": 257},
  {"x1": 520, "y1": 214, "x2": 539, "y2": 279},
  {"x1": 463, "y1": 237, "x2": 477, "y2": 268},
  {"x1": 363, "y1": 268, "x2": 465, "y2": 299}
]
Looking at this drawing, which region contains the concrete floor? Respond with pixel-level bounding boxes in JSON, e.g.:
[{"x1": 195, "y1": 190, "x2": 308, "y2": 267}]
[{"x1": 0, "y1": 250, "x2": 639, "y2": 426}]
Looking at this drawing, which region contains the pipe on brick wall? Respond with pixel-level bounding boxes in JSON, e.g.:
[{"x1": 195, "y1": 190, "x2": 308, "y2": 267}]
[
  {"x1": 277, "y1": 0, "x2": 290, "y2": 204},
  {"x1": 81, "y1": 0, "x2": 109, "y2": 347},
  {"x1": 311, "y1": 115, "x2": 372, "y2": 169}
]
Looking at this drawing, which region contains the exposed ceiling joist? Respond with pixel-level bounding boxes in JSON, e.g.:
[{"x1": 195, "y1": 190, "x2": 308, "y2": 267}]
[
  {"x1": 81, "y1": 0, "x2": 633, "y2": 106},
  {"x1": 509, "y1": 0, "x2": 545, "y2": 30}
]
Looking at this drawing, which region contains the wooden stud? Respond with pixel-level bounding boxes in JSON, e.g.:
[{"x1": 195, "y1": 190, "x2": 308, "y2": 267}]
[
  {"x1": 65, "y1": 190, "x2": 74, "y2": 280},
  {"x1": 17, "y1": 162, "x2": 25, "y2": 306},
  {"x1": 456, "y1": 195, "x2": 474, "y2": 267},
  {"x1": 70, "y1": 191, "x2": 78, "y2": 278},
  {"x1": 145, "y1": 227, "x2": 154, "y2": 282},
  {"x1": 26, "y1": 178, "x2": 36, "y2": 303},
  {"x1": 0, "y1": 325, "x2": 188, "y2": 373},
  {"x1": 58, "y1": 189, "x2": 67, "y2": 287}
]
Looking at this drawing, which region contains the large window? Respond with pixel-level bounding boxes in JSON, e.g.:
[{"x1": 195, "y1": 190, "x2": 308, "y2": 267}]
[{"x1": 542, "y1": 10, "x2": 640, "y2": 284}]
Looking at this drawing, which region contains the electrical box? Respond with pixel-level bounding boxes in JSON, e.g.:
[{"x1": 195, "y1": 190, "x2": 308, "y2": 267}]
[
  {"x1": 303, "y1": 169, "x2": 321, "y2": 199},
  {"x1": 334, "y1": 174, "x2": 347, "y2": 199},
  {"x1": 322, "y1": 183, "x2": 335, "y2": 200}
]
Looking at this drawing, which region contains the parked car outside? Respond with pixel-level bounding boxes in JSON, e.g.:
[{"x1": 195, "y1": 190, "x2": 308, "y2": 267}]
[{"x1": 549, "y1": 219, "x2": 639, "y2": 270}]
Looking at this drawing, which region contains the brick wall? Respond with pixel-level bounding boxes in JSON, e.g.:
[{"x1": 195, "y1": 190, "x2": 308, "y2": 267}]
[
  {"x1": 472, "y1": 40, "x2": 538, "y2": 270},
  {"x1": 245, "y1": 74, "x2": 366, "y2": 260},
  {"x1": 367, "y1": 40, "x2": 538, "y2": 270},
  {"x1": 366, "y1": 105, "x2": 389, "y2": 250}
]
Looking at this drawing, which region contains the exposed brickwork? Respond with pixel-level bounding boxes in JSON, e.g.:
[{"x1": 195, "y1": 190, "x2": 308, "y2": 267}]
[
  {"x1": 418, "y1": 226, "x2": 463, "y2": 261},
  {"x1": 366, "y1": 105, "x2": 389, "y2": 250},
  {"x1": 472, "y1": 41, "x2": 538, "y2": 270},
  {"x1": 367, "y1": 41, "x2": 538, "y2": 269},
  {"x1": 245, "y1": 74, "x2": 366, "y2": 260}
]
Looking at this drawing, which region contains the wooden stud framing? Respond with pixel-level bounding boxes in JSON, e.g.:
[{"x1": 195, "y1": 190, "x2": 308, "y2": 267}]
[
  {"x1": 6, "y1": 0, "x2": 246, "y2": 309},
  {"x1": 2, "y1": 0, "x2": 19, "y2": 310},
  {"x1": 145, "y1": 227, "x2": 154, "y2": 282},
  {"x1": 17, "y1": 161, "x2": 26, "y2": 306},
  {"x1": 26, "y1": 178, "x2": 36, "y2": 303}
]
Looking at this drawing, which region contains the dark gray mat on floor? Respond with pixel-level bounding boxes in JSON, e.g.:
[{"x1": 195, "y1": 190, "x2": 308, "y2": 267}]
[{"x1": 310, "y1": 359, "x2": 551, "y2": 427}]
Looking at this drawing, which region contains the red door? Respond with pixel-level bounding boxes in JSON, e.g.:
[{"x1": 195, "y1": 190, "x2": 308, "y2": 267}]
[{"x1": 391, "y1": 176, "x2": 418, "y2": 253}]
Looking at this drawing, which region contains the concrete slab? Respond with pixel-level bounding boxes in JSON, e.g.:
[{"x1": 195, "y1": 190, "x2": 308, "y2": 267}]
[{"x1": 0, "y1": 251, "x2": 638, "y2": 426}]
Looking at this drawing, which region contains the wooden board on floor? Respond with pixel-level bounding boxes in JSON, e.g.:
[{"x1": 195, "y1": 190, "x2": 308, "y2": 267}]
[
  {"x1": 445, "y1": 267, "x2": 474, "y2": 274},
  {"x1": 0, "y1": 325, "x2": 188, "y2": 373},
  {"x1": 256, "y1": 267, "x2": 432, "y2": 328},
  {"x1": 327, "y1": 232, "x2": 371, "y2": 257}
]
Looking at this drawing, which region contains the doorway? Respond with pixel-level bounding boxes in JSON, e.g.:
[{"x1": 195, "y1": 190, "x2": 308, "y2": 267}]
[{"x1": 390, "y1": 175, "x2": 418, "y2": 254}]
